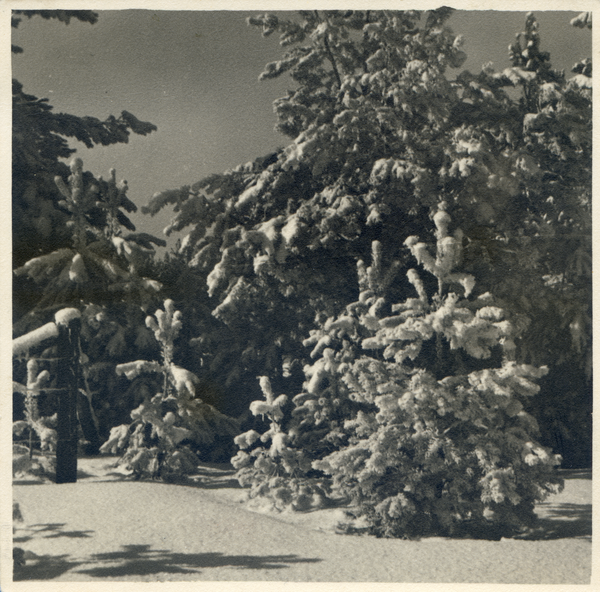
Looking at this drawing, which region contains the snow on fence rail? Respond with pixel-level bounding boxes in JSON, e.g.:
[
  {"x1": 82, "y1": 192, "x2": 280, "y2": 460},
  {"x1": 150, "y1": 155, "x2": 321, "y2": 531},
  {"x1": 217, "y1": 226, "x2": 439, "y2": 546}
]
[{"x1": 13, "y1": 308, "x2": 81, "y2": 356}]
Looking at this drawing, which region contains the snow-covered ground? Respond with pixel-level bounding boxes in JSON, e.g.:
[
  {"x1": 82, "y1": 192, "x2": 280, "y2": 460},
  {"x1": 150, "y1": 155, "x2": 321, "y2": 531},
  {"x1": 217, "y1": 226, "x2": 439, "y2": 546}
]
[{"x1": 12, "y1": 457, "x2": 592, "y2": 584}]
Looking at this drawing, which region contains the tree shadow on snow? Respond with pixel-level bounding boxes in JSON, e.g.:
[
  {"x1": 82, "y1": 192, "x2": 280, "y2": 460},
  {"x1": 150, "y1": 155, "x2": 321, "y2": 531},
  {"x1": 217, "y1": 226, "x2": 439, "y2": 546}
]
[
  {"x1": 560, "y1": 469, "x2": 592, "y2": 481},
  {"x1": 179, "y1": 475, "x2": 241, "y2": 490},
  {"x1": 76, "y1": 544, "x2": 322, "y2": 578},
  {"x1": 170, "y1": 463, "x2": 242, "y2": 490},
  {"x1": 14, "y1": 522, "x2": 94, "y2": 544},
  {"x1": 519, "y1": 503, "x2": 592, "y2": 540},
  {"x1": 453, "y1": 501, "x2": 592, "y2": 541},
  {"x1": 71, "y1": 459, "x2": 242, "y2": 488},
  {"x1": 14, "y1": 554, "x2": 83, "y2": 581}
]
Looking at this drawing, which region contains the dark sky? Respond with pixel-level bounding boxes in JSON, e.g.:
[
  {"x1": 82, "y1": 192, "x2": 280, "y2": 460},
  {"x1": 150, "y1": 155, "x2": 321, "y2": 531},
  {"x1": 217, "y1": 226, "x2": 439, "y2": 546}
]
[{"x1": 12, "y1": 9, "x2": 591, "y2": 252}]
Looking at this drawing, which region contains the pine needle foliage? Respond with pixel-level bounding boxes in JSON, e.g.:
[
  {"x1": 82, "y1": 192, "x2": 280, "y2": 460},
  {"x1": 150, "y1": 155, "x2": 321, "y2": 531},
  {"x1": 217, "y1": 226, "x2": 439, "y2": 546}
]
[{"x1": 13, "y1": 156, "x2": 166, "y2": 454}]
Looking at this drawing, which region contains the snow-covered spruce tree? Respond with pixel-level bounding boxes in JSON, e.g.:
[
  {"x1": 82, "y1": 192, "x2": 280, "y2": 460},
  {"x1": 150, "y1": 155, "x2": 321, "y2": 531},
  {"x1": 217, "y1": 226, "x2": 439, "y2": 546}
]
[
  {"x1": 143, "y1": 11, "x2": 590, "y2": 464},
  {"x1": 100, "y1": 299, "x2": 240, "y2": 480},
  {"x1": 142, "y1": 9, "x2": 471, "y2": 418},
  {"x1": 12, "y1": 10, "x2": 157, "y2": 272},
  {"x1": 233, "y1": 206, "x2": 562, "y2": 538},
  {"x1": 13, "y1": 157, "x2": 165, "y2": 453},
  {"x1": 446, "y1": 12, "x2": 592, "y2": 466},
  {"x1": 13, "y1": 11, "x2": 161, "y2": 451},
  {"x1": 14, "y1": 157, "x2": 164, "y2": 310}
]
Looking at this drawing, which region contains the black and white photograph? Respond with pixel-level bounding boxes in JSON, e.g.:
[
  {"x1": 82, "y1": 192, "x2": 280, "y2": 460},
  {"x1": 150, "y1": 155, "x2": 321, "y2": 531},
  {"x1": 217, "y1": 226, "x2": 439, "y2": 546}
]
[{"x1": 5, "y1": 1, "x2": 593, "y2": 587}]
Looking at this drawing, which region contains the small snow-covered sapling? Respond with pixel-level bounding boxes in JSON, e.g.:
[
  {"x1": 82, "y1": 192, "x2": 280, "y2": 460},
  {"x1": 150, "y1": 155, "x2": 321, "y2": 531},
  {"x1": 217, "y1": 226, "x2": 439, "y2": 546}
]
[{"x1": 100, "y1": 299, "x2": 239, "y2": 479}]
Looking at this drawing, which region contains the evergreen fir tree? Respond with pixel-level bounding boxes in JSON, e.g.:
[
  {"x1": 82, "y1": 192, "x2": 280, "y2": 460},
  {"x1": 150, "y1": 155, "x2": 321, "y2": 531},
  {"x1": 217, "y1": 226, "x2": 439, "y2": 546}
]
[{"x1": 233, "y1": 206, "x2": 563, "y2": 538}]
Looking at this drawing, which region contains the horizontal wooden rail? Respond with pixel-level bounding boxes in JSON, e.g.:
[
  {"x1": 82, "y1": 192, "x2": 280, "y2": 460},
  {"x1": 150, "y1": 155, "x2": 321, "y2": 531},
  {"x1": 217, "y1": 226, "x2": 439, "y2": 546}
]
[{"x1": 13, "y1": 308, "x2": 81, "y2": 357}]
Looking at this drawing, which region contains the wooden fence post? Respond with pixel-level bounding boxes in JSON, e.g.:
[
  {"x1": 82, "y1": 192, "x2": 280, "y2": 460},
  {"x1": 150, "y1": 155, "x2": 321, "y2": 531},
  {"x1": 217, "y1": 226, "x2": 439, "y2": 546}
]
[{"x1": 55, "y1": 316, "x2": 80, "y2": 484}]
